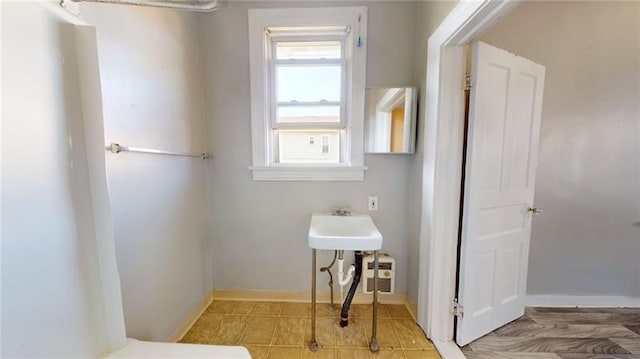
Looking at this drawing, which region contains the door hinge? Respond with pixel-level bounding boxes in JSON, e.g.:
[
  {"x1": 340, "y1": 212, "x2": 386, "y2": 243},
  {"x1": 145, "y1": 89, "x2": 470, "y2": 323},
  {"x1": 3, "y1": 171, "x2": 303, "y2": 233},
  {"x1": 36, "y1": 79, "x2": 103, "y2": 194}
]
[
  {"x1": 464, "y1": 74, "x2": 471, "y2": 91},
  {"x1": 452, "y1": 298, "x2": 464, "y2": 317},
  {"x1": 464, "y1": 74, "x2": 472, "y2": 91}
]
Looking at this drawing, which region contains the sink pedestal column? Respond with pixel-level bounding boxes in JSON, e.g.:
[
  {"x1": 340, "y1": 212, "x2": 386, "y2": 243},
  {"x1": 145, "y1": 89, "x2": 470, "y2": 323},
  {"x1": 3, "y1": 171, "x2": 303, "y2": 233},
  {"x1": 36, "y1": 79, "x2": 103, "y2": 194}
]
[{"x1": 309, "y1": 249, "x2": 379, "y2": 353}]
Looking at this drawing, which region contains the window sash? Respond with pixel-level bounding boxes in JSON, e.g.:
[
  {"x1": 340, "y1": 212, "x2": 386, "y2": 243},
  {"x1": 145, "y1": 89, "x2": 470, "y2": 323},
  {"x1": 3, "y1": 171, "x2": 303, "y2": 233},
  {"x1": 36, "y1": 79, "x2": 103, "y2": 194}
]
[
  {"x1": 273, "y1": 58, "x2": 343, "y2": 66},
  {"x1": 277, "y1": 101, "x2": 341, "y2": 107},
  {"x1": 275, "y1": 102, "x2": 342, "y2": 128},
  {"x1": 266, "y1": 26, "x2": 350, "y2": 38},
  {"x1": 268, "y1": 36, "x2": 347, "y2": 130}
]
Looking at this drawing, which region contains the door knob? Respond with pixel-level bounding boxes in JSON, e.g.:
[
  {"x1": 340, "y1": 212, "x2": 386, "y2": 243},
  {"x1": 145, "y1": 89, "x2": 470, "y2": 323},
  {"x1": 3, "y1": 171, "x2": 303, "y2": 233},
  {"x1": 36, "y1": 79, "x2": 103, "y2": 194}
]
[{"x1": 528, "y1": 207, "x2": 543, "y2": 215}]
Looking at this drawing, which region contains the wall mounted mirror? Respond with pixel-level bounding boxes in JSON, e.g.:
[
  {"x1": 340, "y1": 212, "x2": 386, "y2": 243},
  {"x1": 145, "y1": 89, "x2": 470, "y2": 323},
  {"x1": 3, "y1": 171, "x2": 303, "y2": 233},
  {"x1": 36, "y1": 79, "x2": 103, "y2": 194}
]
[{"x1": 364, "y1": 86, "x2": 418, "y2": 154}]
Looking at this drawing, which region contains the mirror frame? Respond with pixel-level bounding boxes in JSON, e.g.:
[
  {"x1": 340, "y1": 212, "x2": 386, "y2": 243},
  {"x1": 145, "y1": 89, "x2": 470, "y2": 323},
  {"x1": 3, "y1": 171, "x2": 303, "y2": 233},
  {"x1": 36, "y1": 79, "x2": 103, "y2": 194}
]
[{"x1": 364, "y1": 86, "x2": 418, "y2": 154}]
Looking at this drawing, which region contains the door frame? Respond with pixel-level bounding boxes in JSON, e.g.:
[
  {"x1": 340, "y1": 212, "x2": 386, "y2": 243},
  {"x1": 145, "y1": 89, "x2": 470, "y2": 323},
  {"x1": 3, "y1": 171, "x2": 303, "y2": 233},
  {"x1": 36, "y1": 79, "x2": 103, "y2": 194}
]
[{"x1": 416, "y1": 0, "x2": 523, "y2": 356}]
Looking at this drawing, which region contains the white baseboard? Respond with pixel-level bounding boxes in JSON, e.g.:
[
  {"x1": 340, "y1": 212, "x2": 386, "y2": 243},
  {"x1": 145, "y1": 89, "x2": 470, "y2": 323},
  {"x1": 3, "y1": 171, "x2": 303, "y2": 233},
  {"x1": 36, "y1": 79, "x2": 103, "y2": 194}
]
[
  {"x1": 212, "y1": 289, "x2": 407, "y2": 305},
  {"x1": 167, "y1": 291, "x2": 215, "y2": 343},
  {"x1": 405, "y1": 296, "x2": 418, "y2": 322},
  {"x1": 433, "y1": 339, "x2": 466, "y2": 359},
  {"x1": 526, "y1": 295, "x2": 640, "y2": 308}
]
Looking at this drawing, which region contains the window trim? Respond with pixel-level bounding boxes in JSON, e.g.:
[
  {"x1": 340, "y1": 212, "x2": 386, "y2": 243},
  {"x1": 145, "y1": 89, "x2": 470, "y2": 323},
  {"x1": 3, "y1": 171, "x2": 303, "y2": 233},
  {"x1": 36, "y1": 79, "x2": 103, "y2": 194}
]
[{"x1": 248, "y1": 7, "x2": 368, "y2": 181}]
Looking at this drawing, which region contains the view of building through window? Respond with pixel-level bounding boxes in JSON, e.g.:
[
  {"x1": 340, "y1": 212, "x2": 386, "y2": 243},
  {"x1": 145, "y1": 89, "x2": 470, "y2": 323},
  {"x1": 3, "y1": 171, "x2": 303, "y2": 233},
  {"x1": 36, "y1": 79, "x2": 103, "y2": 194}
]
[{"x1": 278, "y1": 130, "x2": 340, "y2": 163}]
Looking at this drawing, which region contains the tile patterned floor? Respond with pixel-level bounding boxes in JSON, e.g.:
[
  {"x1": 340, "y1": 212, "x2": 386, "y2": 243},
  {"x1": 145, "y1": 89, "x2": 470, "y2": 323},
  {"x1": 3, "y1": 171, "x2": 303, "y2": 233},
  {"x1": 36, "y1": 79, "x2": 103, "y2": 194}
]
[
  {"x1": 462, "y1": 307, "x2": 640, "y2": 359},
  {"x1": 180, "y1": 300, "x2": 440, "y2": 359}
]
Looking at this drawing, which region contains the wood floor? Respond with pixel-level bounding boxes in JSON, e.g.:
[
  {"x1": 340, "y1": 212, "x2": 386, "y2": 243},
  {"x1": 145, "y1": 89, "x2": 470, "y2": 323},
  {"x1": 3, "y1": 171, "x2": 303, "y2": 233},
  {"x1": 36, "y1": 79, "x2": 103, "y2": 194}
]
[{"x1": 462, "y1": 307, "x2": 640, "y2": 359}]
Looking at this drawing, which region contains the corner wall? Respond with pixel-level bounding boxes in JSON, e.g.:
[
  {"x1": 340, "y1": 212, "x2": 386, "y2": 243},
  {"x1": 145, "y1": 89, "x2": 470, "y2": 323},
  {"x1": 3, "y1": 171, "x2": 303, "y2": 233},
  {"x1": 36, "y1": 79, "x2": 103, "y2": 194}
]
[
  {"x1": 80, "y1": 3, "x2": 212, "y2": 340},
  {"x1": 480, "y1": 1, "x2": 640, "y2": 299}
]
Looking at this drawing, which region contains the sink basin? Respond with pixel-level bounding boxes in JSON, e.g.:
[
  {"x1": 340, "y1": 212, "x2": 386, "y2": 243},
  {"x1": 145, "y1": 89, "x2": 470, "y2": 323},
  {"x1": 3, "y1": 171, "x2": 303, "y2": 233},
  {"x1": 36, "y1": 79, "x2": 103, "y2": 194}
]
[{"x1": 308, "y1": 213, "x2": 383, "y2": 250}]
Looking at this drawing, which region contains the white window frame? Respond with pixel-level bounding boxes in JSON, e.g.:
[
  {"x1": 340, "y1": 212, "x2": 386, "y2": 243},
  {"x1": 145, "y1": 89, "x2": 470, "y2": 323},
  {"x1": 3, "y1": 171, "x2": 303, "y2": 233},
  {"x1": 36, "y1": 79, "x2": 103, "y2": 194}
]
[{"x1": 248, "y1": 7, "x2": 368, "y2": 181}]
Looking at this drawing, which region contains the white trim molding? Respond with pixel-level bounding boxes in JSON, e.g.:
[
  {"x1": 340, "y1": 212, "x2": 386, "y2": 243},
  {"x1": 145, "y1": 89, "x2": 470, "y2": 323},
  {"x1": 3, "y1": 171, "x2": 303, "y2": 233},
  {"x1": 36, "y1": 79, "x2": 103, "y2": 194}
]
[
  {"x1": 432, "y1": 340, "x2": 468, "y2": 359},
  {"x1": 526, "y1": 295, "x2": 640, "y2": 308},
  {"x1": 416, "y1": 0, "x2": 521, "y2": 356}
]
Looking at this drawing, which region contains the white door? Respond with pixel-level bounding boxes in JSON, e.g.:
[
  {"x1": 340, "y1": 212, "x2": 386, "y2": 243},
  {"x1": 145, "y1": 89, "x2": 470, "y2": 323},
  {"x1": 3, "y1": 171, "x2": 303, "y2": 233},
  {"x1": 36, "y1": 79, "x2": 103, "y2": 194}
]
[{"x1": 456, "y1": 41, "x2": 546, "y2": 346}]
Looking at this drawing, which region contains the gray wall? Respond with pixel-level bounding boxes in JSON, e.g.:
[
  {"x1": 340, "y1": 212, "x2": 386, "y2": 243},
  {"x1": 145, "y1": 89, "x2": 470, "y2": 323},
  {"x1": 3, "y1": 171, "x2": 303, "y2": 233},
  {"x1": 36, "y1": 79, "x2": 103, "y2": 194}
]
[
  {"x1": 201, "y1": 1, "x2": 418, "y2": 293},
  {"x1": 2, "y1": 2, "x2": 125, "y2": 355},
  {"x1": 81, "y1": 3, "x2": 212, "y2": 340},
  {"x1": 407, "y1": 0, "x2": 459, "y2": 305},
  {"x1": 480, "y1": 1, "x2": 640, "y2": 298}
]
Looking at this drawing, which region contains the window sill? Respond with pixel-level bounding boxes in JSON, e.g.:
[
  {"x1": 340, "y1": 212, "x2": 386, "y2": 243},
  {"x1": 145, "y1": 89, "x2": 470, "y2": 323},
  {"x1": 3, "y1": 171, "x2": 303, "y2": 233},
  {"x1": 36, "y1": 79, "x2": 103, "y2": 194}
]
[{"x1": 249, "y1": 165, "x2": 367, "y2": 181}]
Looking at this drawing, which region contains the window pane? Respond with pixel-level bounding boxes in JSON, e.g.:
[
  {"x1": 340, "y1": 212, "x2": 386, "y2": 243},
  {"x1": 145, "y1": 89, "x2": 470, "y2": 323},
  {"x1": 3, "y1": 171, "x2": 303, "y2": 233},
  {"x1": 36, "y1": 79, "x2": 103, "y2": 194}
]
[
  {"x1": 276, "y1": 65, "x2": 341, "y2": 103},
  {"x1": 277, "y1": 105, "x2": 340, "y2": 124},
  {"x1": 276, "y1": 41, "x2": 341, "y2": 60},
  {"x1": 278, "y1": 130, "x2": 340, "y2": 164}
]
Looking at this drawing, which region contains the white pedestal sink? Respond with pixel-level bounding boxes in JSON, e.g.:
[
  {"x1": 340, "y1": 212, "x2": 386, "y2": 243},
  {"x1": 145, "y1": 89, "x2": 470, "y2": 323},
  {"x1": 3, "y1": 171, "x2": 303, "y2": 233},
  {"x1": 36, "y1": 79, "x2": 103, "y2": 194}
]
[{"x1": 307, "y1": 212, "x2": 383, "y2": 353}]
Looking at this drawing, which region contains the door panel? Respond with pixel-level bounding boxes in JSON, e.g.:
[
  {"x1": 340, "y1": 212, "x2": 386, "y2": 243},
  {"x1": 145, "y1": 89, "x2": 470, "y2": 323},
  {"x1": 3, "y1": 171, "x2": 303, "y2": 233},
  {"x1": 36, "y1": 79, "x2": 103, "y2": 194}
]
[
  {"x1": 456, "y1": 41, "x2": 545, "y2": 346},
  {"x1": 477, "y1": 204, "x2": 526, "y2": 237},
  {"x1": 479, "y1": 64, "x2": 510, "y2": 192}
]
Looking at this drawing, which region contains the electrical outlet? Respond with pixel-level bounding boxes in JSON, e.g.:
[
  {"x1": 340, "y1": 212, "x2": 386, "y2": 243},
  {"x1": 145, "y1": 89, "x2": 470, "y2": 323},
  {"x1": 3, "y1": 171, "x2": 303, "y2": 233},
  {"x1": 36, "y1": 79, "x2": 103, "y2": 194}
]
[{"x1": 368, "y1": 196, "x2": 379, "y2": 211}]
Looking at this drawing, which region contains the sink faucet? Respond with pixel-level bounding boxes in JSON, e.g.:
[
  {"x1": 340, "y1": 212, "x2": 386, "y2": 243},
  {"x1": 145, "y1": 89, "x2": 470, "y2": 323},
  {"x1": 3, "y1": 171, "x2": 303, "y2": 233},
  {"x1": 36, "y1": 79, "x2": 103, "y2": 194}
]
[{"x1": 331, "y1": 207, "x2": 351, "y2": 216}]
